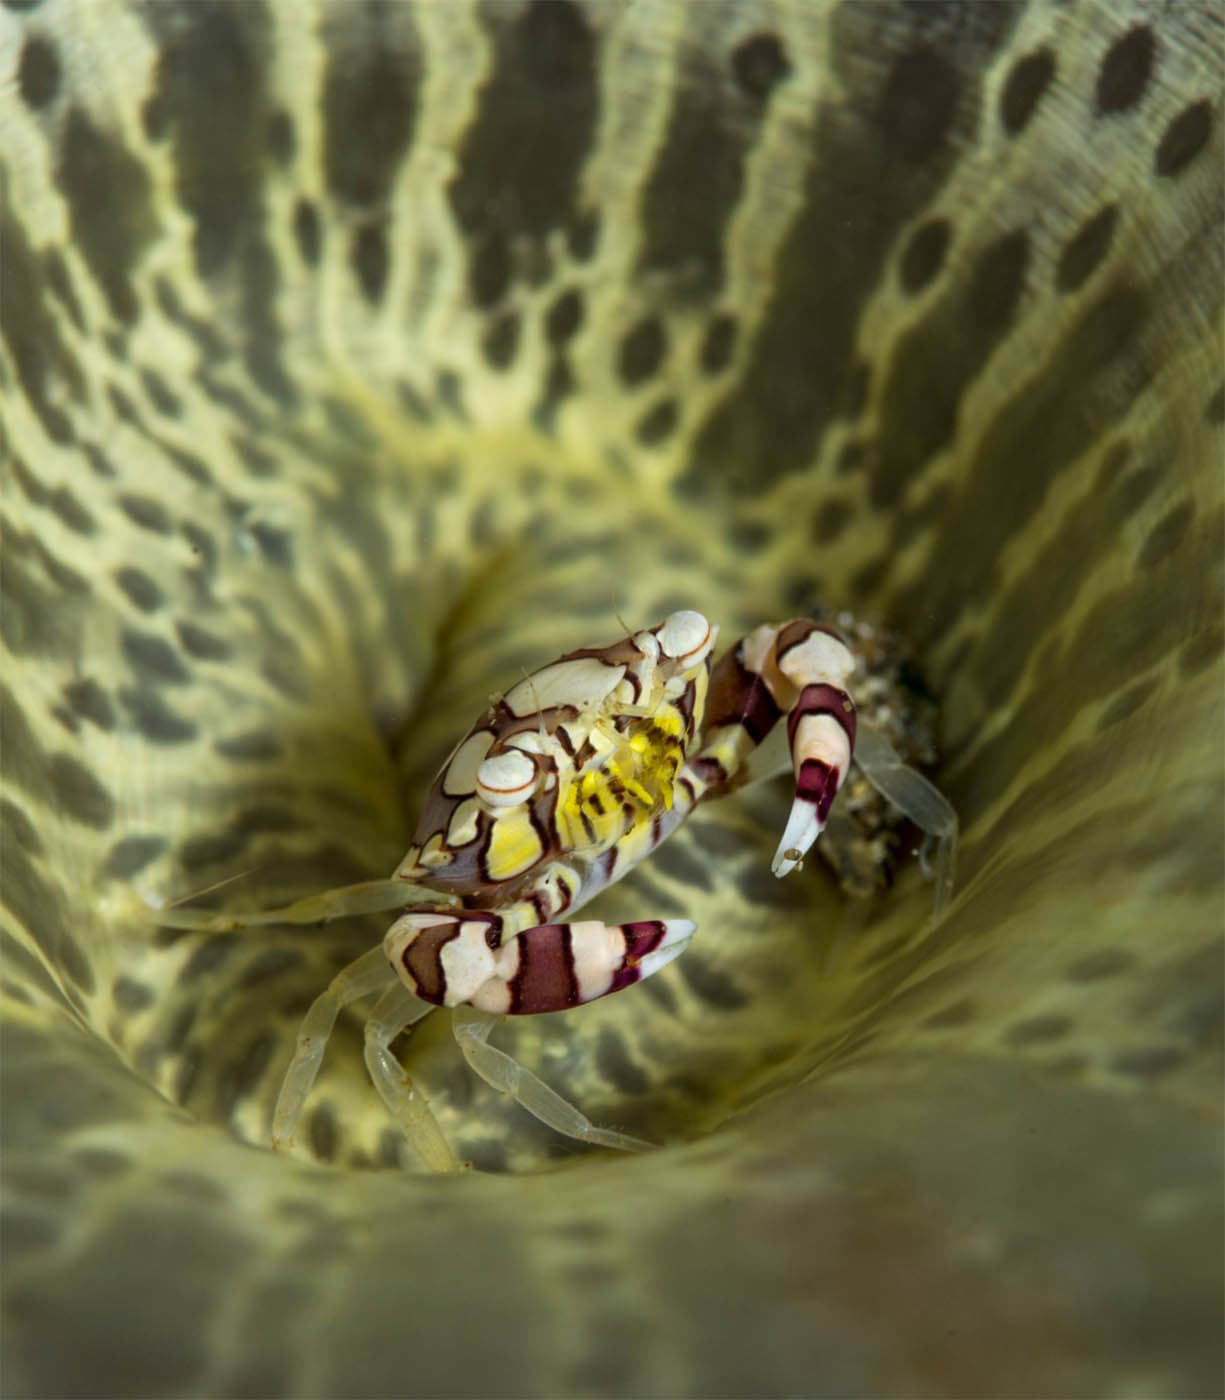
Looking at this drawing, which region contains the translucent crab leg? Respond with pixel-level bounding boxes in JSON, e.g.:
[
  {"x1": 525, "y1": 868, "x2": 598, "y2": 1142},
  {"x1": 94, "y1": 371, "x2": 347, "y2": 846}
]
[
  {"x1": 363, "y1": 982, "x2": 459, "y2": 1173},
  {"x1": 853, "y1": 724, "x2": 959, "y2": 917},
  {"x1": 451, "y1": 1006, "x2": 653, "y2": 1154},
  {"x1": 271, "y1": 945, "x2": 397, "y2": 1149},
  {"x1": 151, "y1": 878, "x2": 452, "y2": 932}
]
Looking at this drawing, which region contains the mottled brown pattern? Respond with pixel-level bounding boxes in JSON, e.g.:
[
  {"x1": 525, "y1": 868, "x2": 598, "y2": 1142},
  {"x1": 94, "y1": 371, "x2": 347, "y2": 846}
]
[{"x1": 1, "y1": 0, "x2": 1221, "y2": 1396}]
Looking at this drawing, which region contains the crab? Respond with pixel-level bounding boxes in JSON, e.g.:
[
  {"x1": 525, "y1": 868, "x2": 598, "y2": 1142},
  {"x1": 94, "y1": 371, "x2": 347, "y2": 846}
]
[{"x1": 156, "y1": 611, "x2": 956, "y2": 1171}]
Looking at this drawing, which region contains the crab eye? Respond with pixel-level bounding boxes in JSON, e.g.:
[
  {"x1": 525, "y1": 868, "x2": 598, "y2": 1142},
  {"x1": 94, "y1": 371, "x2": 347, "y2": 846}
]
[
  {"x1": 658, "y1": 610, "x2": 713, "y2": 665},
  {"x1": 475, "y1": 750, "x2": 537, "y2": 807}
]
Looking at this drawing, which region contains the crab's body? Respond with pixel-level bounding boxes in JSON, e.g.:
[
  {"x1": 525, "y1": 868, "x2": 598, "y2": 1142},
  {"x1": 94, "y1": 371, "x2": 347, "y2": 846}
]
[{"x1": 156, "y1": 611, "x2": 956, "y2": 1171}]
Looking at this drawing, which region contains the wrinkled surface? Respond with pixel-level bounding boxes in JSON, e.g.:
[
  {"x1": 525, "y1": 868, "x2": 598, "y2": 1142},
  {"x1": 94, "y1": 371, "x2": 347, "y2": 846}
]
[{"x1": 1, "y1": 1, "x2": 1222, "y2": 1395}]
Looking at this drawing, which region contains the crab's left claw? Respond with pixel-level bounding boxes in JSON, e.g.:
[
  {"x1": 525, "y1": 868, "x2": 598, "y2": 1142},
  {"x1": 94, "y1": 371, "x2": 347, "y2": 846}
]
[{"x1": 771, "y1": 680, "x2": 857, "y2": 877}]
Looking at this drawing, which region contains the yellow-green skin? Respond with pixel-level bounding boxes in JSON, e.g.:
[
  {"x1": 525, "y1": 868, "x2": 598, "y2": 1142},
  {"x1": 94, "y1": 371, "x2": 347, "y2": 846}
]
[{"x1": 1, "y1": 1, "x2": 1221, "y2": 1396}]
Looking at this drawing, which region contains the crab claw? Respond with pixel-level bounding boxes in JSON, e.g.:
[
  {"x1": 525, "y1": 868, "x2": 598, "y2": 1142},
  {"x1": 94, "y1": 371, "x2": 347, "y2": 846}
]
[
  {"x1": 771, "y1": 682, "x2": 857, "y2": 877},
  {"x1": 471, "y1": 918, "x2": 696, "y2": 1015}
]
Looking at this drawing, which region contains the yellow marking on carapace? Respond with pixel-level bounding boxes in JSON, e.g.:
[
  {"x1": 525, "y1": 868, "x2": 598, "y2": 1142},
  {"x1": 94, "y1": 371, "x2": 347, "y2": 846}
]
[
  {"x1": 485, "y1": 805, "x2": 545, "y2": 880},
  {"x1": 557, "y1": 711, "x2": 687, "y2": 854}
]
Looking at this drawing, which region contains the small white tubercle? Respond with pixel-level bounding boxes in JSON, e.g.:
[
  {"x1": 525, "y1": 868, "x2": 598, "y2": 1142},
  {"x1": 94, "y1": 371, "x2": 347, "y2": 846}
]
[
  {"x1": 659, "y1": 610, "x2": 715, "y2": 666},
  {"x1": 476, "y1": 750, "x2": 537, "y2": 806}
]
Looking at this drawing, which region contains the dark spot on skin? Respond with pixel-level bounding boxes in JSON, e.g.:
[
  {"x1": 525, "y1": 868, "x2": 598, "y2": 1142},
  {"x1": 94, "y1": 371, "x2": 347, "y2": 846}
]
[
  {"x1": 215, "y1": 731, "x2": 281, "y2": 760},
  {"x1": 114, "y1": 567, "x2": 163, "y2": 613},
  {"x1": 177, "y1": 621, "x2": 235, "y2": 663},
  {"x1": 118, "y1": 494, "x2": 171, "y2": 534},
  {"x1": 1206, "y1": 385, "x2": 1225, "y2": 424},
  {"x1": 837, "y1": 441, "x2": 865, "y2": 475},
  {"x1": 1154, "y1": 99, "x2": 1214, "y2": 178},
  {"x1": 727, "y1": 519, "x2": 771, "y2": 552},
  {"x1": 117, "y1": 687, "x2": 199, "y2": 744},
  {"x1": 292, "y1": 199, "x2": 321, "y2": 265},
  {"x1": 112, "y1": 976, "x2": 155, "y2": 1013},
  {"x1": 1056, "y1": 204, "x2": 1118, "y2": 294},
  {"x1": 246, "y1": 521, "x2": 294, "y2": 569},
  {"x1": 62, "y1": 679, "x2": 115, "y2": 731},
  {"x1": 18, "y1": 35, "x2": 60, "y2": 109},
  {"x1": 676, "y1": 953, "x2": 749, "y2": 1011},
  {"x1": 1096, "y1": 26, "x2": 1156, "y2": 116},
  {"x1": 48, "y1": 753, "x2": 115, "y2": 829},
  {"x1": 108, "y1": 383, "x2": 141, "y2": 425},
  {"x1": 121, "y1": 629, "x2": 191, "y2": 686},
  {"x1": 308, "y1": 1103, "x2": 338, "y2": 1162},
  {"x1": 999, "y1": 48, "x2": 1055, "y2": 135},
  {"x1": 56, "y1": 106, "x2": 155, "y2": 323},
  {"x1": 533, "y1": 358, "x2": 573, "y2": 434},
  {"x1": 567, "y1": 210, "x2": 599, "y2": 261},
  {"x1": 545, "y1": 288, "x2": 584, "y2": 346},
  {"x1": 482, "y1": 311, "x2": 520, "y2": 370},
  {"x1": 140, "y1": 366, "x2": 182, "y2": 418},
  {"x1": 469, "y1": 232, "x2": 511, "y2": 309},
  {"x1": 813, "y1": 497, "x2": 854, "y2": 543},
  {"x1": 180, "y1": 522, "x2": 217, "y2": 572},
  {"x1": 217, "y1": 1032, "x2": 276, "y2": 1116},
  {"x1": 699, "y1": 314, "x2": 736, "y2": 374},
  {"x1": 898, "y1": 218, "x2": 950, "y2": 294},
  {"x1": 1065, "y1": 948, "x2": 1135, "y2": 982},
  {"x1": 970, "y1": 228, "x2": 1030, "y2": 330},
  {"x1": 179, "y1": 938, "x2": 237, "y2": 984},
  {"x1": 42, "y1": 248, "x2": 85, "y2": 330},
  {"x1": 377, "y1": 1129, "x2": 406, "y2": 1170},
  {"x1": 618, "y1": 317, "x2": 666, "y2": 386},
  {"x1": 877, "y1": 45, "x2": 960, "y2": 164},
  {"x1": 595, "y1": 1027, "x2": 649, "y2": 1095},
  {"x1": 1110, "y1": 1045, "x2": 1186, "y2": 1078},
  {"x1": 1, "y1": 799, "x2": 42, "y2": 856},
  {"x1": 636, "y1": 398, "x2": 678, "y2": 446},
  {"x1": 731, "y1": 32, "x2": 790, "y2": 101},
  {"x1": 266, "y1": 107, "x2": 295, "y2": 164},
  {"x1": 1003, "y1": 1014, "x2": 1073, "y2": 1046},
  {"x1": 103, "y1": 835, "x2": 166, "y2": 879},
  {"x1": 923, "y1": 998, "x2": 975, "y2": 1029},
  {"x1": 351, "y1": 222, "x2": 388, "y2": 304},
  {"x1": 1113, "y1": 462, "x2": 1162, "y2": 520},
  {"x1": 47, "y1": 488, "x2": 94, "y2": 536},
  {"x1": 322, "y1": 35, "x2": 418, "y2": 207},
  {"x1": 1137, "y1": 501, "x2": 1194, "y2": 569},
  {"x1": 73, "y1": 1148, "x2": 130, "y2": 1178},
  {"x1": 155, "y1": 278, "x2": 227, "y2": 359},
  {"x1": 230, "y1": 435, "x2": 278, "y2": 478}
]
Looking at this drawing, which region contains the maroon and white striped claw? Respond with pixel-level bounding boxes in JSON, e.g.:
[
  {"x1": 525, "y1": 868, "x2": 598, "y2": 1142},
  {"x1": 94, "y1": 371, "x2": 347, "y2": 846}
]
[
  {"x1": 469, "y1": 917, "x2": 696, "y2": 1016},
  {"x1": 386, "y1": 913, "x2": 695, "y2": 1014},
  {"x1": 772, "y1": 682, "x2": 858, "y2": 878}
]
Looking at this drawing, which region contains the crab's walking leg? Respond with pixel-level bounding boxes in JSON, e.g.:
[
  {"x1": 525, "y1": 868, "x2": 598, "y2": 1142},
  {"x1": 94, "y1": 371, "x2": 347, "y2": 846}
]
[
  {"x1": 271, "y1": 945, "x2": 397, "y2": 1149},
  {"x1": 452, "y1": 1006, "x2": 653, "y2": 1154},
  {"x1": 363, "y1": 981, "x2": 459, "y2": 1173},
  {"x1": 152, "y1": 878, "x2": 454, "y2": 933},
  {"x1": 853, "y1": 725, "x2": 959, "y2": 916},
  {"x1": 697, "y1": 620, "x2": 859, "y2": 878}
]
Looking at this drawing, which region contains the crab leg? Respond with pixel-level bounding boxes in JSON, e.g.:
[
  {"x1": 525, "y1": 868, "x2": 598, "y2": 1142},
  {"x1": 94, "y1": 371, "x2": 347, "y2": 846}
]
[
  {"x1": 451, "y1": 1006, "x2": 652, "y2": 1153},
  {"x1": 363, "y1": 981, "x2": 459, "y2": 1173},
  {"x1": 151, "y1": 878, "x2": 455, "y2": 933},
  {"x1": 385, "y1": 913, "x2": 696, "y2": 1014},
  {"x1": 695, "y1": 620, "x2": 859, "y2": 878},
  {"x1": 271, "y1": 945, "x2": 397, "y2": 1149}
]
